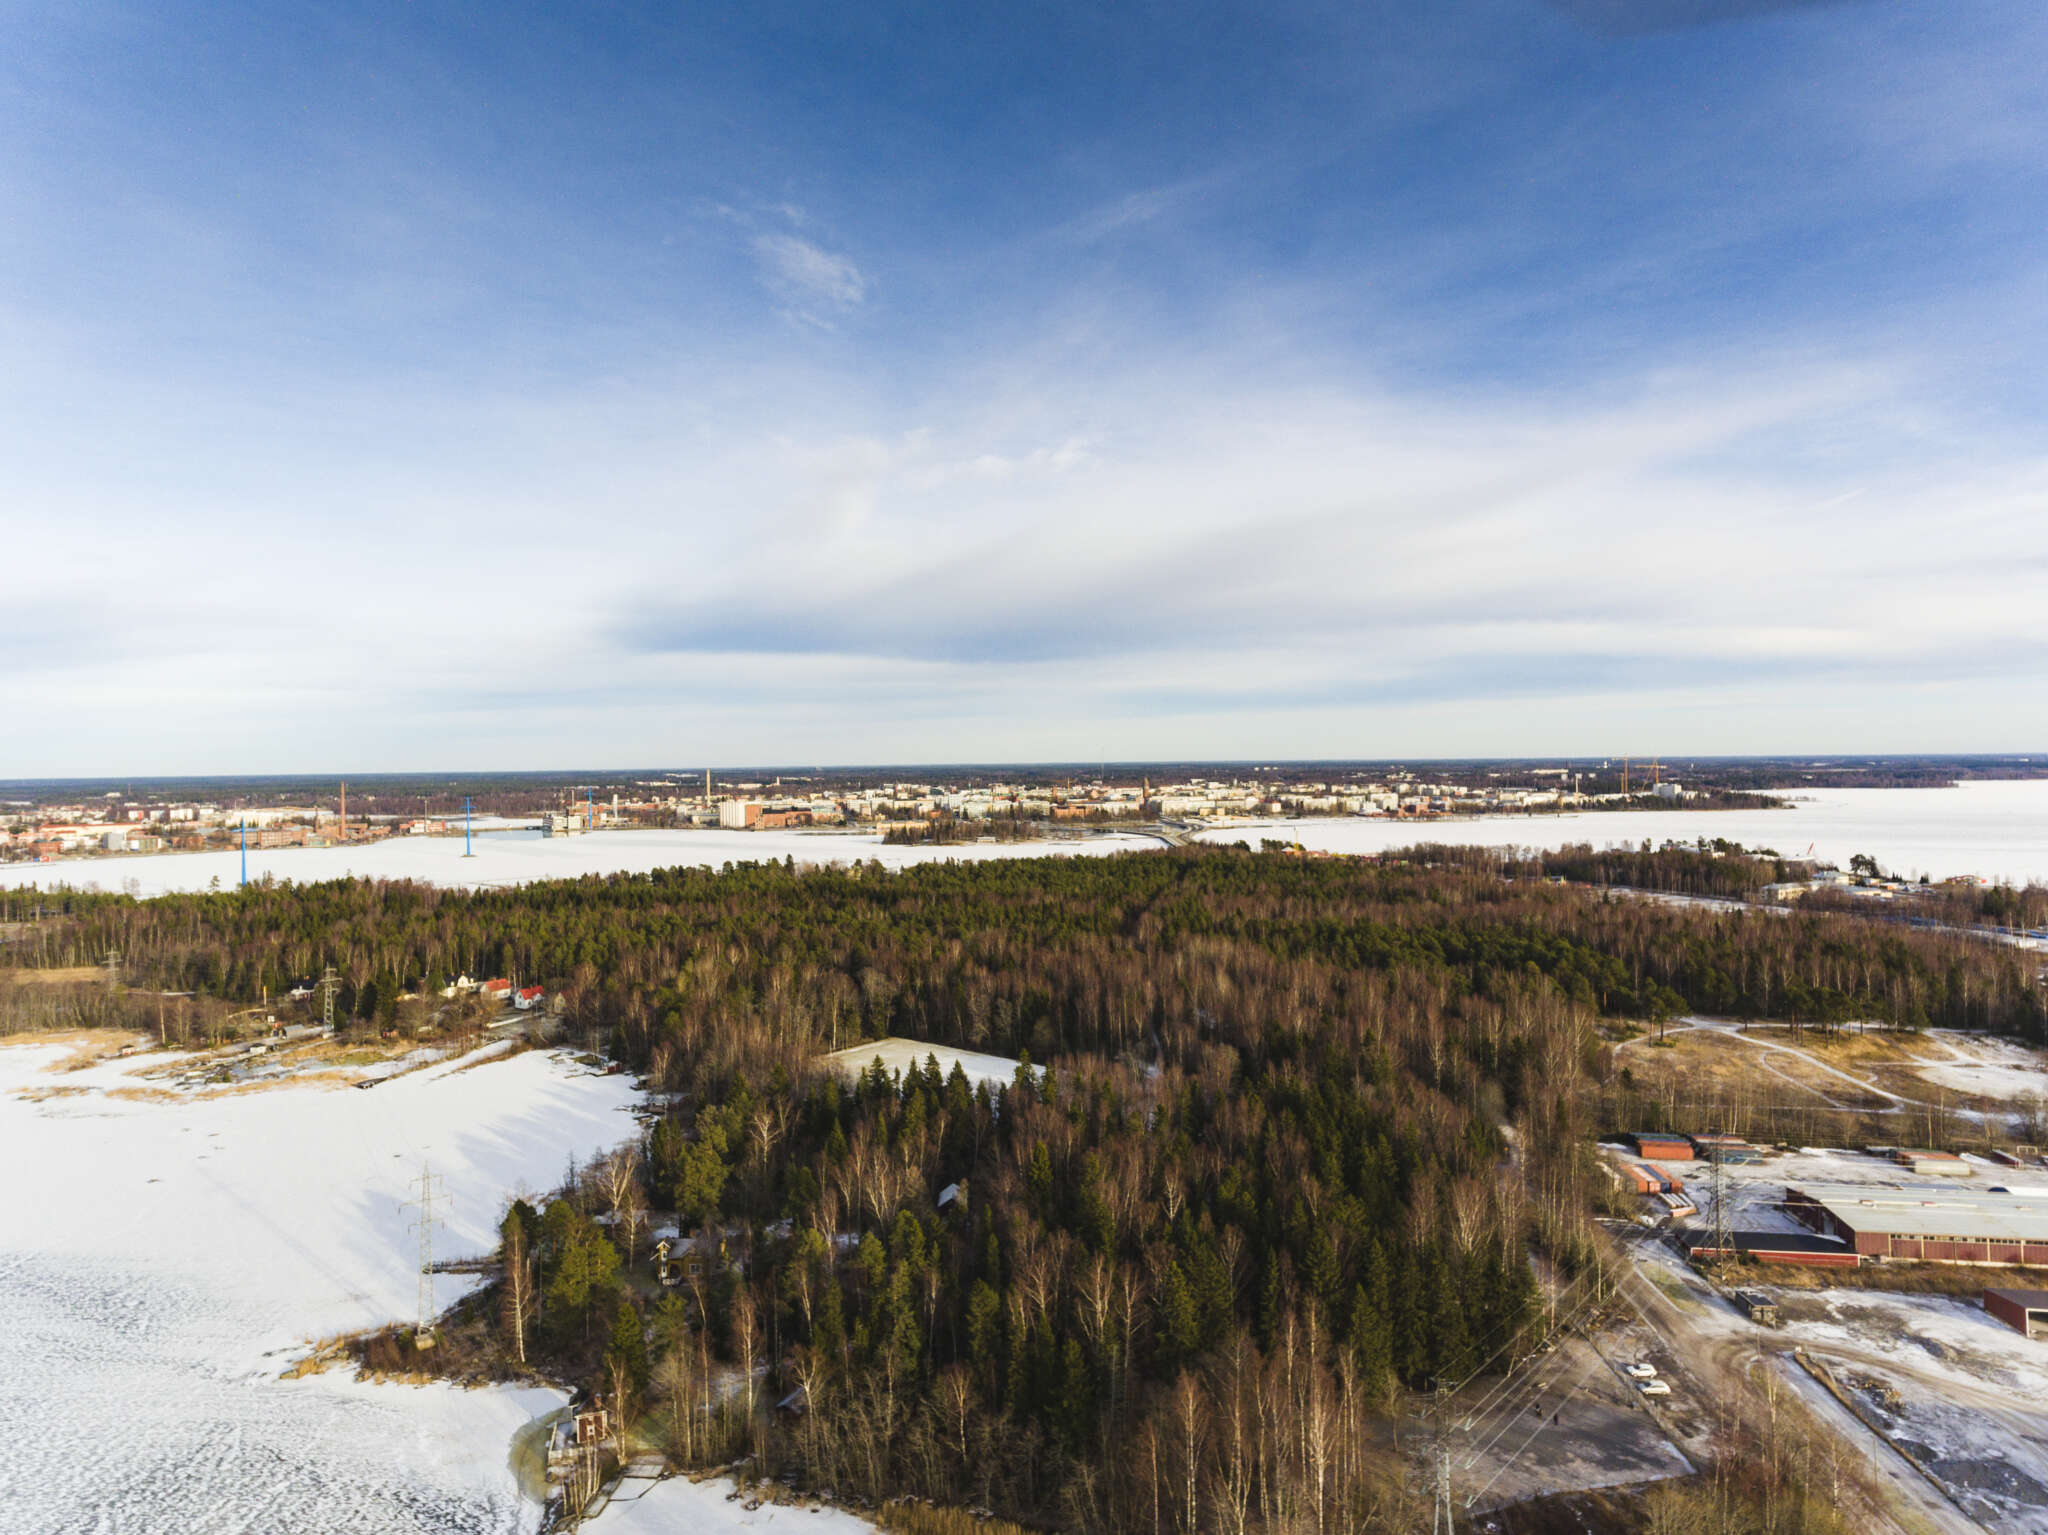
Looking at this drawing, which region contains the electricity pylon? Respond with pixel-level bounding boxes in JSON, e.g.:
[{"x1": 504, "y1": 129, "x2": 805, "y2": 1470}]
[{"x1": 405, "y1": 1161, "x2": 449, "y2": 1338}]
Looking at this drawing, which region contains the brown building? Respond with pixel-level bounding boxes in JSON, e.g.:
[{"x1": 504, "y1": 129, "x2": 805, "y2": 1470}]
[{"x1": 1627, "y1": 1133, "x2": 1695, "y2": 1162}]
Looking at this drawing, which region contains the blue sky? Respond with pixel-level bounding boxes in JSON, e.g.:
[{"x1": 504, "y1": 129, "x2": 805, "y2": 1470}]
[{"x1": 4, "y1": 0, "x2": 2045, "y2": 772}]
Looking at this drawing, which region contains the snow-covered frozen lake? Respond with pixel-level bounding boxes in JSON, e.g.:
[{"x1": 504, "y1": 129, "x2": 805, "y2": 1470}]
[
  {"x1": 0, "y1": 825, "x2": 1161, "y2": 898},
  {"x1": 1199, "y1": 780, "x2": 2048, "y2": 886},
  {"x1": 0, "y1": 1038, "x2": 644, "y2": 1534}
]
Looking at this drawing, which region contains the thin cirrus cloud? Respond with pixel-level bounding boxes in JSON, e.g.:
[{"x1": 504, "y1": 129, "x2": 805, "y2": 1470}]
[{"x1": 751, "y1": 231, "x2": 868, "y2": 322}]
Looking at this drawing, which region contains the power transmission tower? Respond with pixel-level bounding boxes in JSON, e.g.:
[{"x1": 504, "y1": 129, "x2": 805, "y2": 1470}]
[
  {"x1": 1711, "y1": 1147, "x2": 1733, "y2": 1266},
  {"x1": 102, "y1": 949, "x2": 121, "y2": 988},
  {"x1": 405, "y1": 1161, "x2": 449, "y2": 1340},
  {"x1": 1417, "y1": 1383, "x2": 1466, "y2": 1535},
  {"x1": 318, "y1": 966, "x2": 340, "y2": 1030},
  {"x1": 1431, "y1": 1378, "x2": 1458, "y2": 1535}
]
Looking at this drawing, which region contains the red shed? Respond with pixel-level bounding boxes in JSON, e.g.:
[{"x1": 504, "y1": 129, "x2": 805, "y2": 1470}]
[{"x1": 1985, "y1": 1288, "x2": 2048, "y2": 1339}]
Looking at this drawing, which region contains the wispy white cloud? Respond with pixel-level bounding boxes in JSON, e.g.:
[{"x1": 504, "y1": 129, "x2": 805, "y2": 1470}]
[{"x1": 751, "y1": 231, "x2": 867, "y2": 321}]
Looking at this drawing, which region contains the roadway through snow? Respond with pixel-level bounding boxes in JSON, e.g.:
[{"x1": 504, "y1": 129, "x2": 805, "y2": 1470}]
[{"x1": 1603, "y1": 1227, "x2": 1981, "y2": 1535}]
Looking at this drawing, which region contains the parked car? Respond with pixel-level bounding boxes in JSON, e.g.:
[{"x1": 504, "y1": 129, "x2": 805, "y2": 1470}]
[
  {"x1": 1624, "y1": 1362, "x2": 1658, "y2": 1379},
  {"x1": 1637, "y1": 1378, "x2": 1671, "y2": 1397}
]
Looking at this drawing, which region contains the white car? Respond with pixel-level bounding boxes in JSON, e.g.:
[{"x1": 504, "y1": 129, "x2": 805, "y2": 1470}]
[
  {"x1": 1637, "y1": 1378, "x2": 1671, "y2": 1397},
  {"x1": 1624, "y1": 1362, "x2": 1658, "y2": 1379}
]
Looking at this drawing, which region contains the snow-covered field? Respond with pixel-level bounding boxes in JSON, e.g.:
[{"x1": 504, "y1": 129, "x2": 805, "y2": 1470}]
[
  {"x1": 1910, "y1": 1033, "x2": 2048, "y2": 1104},
  {"x1": 0, "y1": 1036, "x2": 644, "y2": 1534},
  {"x1": 821, "y1": 1036, "x2": 1032, "y2": 1090},
  {"x1": 581, "y1": 1475, "x2": 875, "y2": 1535},
  {"x1": 1198, "y1": 779, "x2": 2048, "y2": 886},
  {"x1": 1773, "y1": 1289, "x2": 2048, "y2": 1402},
  {"x1": 0, "y1": 825, "x2": 1162, "y2": 897}
]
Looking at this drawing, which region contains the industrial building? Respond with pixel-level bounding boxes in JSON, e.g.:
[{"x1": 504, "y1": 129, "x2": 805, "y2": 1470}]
[
  {"x1": 1618, "y1": 1161, "x2": 1684, "y2": 1195},
  {"x1": 1786, "y1": 1182, "x2": 2048, "y2": 1265},
  {"x1": 1688, "y1": 1133, "x2": 1762, "y2": 1164},
  {"x1": 1888, "y1": 1148, "x2": 1973, "y2": 1177},
  {"x1": 1985, "y1": 1288, "x2": 2048, "y2": 1339},
  {"x1": 1674, "y1": 1229, "x2": 1858, "y2": 1268},
  {"x1": 1625, "y1": 1133, "x2": 1694, "y2": 1162}
]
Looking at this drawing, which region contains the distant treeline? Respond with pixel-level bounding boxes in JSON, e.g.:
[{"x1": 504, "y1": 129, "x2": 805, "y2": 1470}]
[
  {"x1": 4, "y1": 845, "x2": 2041, "y2": 1049},
  {"x1": 1800, "y1": 880, "x2": 2048, "y2": 934}
]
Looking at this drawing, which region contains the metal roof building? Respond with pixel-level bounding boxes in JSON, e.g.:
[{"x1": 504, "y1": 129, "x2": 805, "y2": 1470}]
[
  {"x1": 1787, "y1": 1182, "x2": 2048, "y2": 1265},
  {"x1": 1674, "y1": 1228, "x2": 1858, "y2": 1268}
]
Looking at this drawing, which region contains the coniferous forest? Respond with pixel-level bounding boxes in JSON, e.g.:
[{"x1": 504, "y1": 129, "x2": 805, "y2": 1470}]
[{"x1": 3, "y1": 847, "x2": 2042, "y2": 1531}]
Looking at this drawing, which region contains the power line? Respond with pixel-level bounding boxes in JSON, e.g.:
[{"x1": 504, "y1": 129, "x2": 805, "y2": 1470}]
[{"x1": 1461, "y1": 1346, "x2": 1607, "y2": 1512}]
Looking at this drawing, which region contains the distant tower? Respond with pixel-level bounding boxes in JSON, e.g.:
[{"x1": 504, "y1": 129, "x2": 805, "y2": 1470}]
[
  {"x1": 705, "y1": 768, "x2": 712, "y2": 802},
  {"x1": 462, "y1": 796, "x2": 475, "y2": 858},
  {"x1": 240, "y1": 816, "x2": 248, "y2": 889},
  {"x1": 339, "y1": 780, "x2": 347, "y2": 843}
]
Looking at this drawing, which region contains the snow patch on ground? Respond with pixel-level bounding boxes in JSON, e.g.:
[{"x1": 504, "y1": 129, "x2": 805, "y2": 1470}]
[
  {"x1": 581, "y1": 1476, "x2": 876, "y2": 1535},
  {"x1": 1910, "y1": 1033, "x2": 2048, "y2": 1105},
  {"x1": 0, "y1": 1036, "x2": 643, "y2": 1533},
  {"x1": 821, "y1": 1036, "x2": 1034, "y2": 1091},
  {"x1": 1774, "y1": 1290, "x2": 2048, "y2": 1403}
]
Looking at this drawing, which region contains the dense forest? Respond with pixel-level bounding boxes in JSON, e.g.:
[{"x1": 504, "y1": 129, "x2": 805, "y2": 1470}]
[
  {"x1": 5, "y1": 846, "x2": 2039, "y2": 1048},
  {"x1": 3, "y1": 848, "x2": 2037, "y2": 1532}
]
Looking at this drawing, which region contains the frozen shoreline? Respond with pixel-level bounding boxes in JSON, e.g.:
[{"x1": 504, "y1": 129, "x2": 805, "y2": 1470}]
[
  {"x1": 1199, "y1": 780, "x2": 2048, "y2": 886},
  {"x1": 8, "y1": 782, "x2": 2047, "y2": 896},
  {"x1": 0, "y1": 1038, "x2": 645, "y2": 1534},
  {"x1": 0, "y1": 824, "x2": 1162, "y2": 898}
]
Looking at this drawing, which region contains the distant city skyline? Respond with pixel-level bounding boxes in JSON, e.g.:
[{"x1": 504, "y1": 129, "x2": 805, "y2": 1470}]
[{"x1": 6, "y1": 1, "x2": 2046, "y2": 773}]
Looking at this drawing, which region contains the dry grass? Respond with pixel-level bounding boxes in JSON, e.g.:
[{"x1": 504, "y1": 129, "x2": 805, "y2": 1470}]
[
  {"x1": 1734, "y1": 1259, "x2": 2036, "y2": 1297},
  {"x1": 0, "y1": 1026, "x2": 148, "y2": 1068},
  {"x1": 282, "y1": 1331, "x2": 364, "y2": 1379},
  {"x1": 1740, "y1": 1028, "x2": 1930, "y2": 1065},
  {"x1": 4, "y1": 966, "x2": 105, "y2": 986},
  {"x1": 874, "y1": 1501, "x2": 1037, "y2": 1535},
  {"x1": 444, "y1": 1038, "x2": 527, "y2": 1074},
  {"x1": 183, "y1": 1070, "x2": 372, "y2": 1096},
  {"x1": 1619, "y1": 1028, "x2": 1869, "y2": 1108}
]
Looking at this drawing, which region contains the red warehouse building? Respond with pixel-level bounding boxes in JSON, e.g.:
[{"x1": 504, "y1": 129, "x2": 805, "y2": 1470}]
[{"x1": 1786, "y1": 1183, "x2": 2048, "y2": 1266}]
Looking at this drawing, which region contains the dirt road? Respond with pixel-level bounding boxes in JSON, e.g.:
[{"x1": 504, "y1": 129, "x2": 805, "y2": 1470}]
[{"x1": 1603, "y1": 1226, "x2": 1980, "y2": 1535}]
